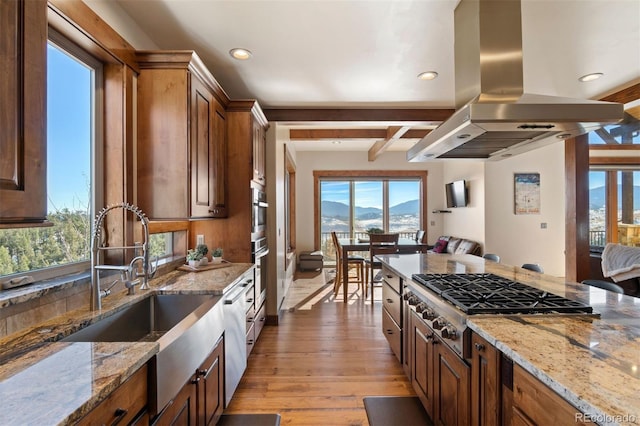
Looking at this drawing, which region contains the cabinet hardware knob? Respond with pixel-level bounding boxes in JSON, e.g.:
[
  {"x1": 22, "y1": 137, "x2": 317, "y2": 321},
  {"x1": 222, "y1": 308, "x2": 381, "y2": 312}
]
[
  {"x1": 191, "y1": 377, "x2": 201, "y2": 384},
  {"x1": 198, "y1": 369, "x2": 208, "y2": 376},
  {"x1": 112, "y1": 408, "x2": 128, "y2": 425},
  {"x1": 475, "y1": 343, "x2": 485, "y2": 351},
  {"x1": 386, "y1": 298, "x2": 393, "y2": 303}
]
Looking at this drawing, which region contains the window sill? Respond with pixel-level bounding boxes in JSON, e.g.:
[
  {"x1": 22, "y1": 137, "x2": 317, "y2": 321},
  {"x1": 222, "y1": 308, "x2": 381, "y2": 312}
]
[{"x1": 0, "y1": 271, "x2": 90, "y2": 309}]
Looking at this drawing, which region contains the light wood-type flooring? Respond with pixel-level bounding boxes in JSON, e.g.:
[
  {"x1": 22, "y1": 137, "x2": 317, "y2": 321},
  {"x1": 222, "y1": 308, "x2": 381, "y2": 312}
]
[{"x1": 224, "y1": 268, "x2": 416, "y2": 425}]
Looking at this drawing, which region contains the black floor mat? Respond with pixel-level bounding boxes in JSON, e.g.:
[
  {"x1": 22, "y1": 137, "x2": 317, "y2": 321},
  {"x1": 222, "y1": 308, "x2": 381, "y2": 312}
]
[{"x1": 363, "y1": 396, "x2": 433, "y2": 426}]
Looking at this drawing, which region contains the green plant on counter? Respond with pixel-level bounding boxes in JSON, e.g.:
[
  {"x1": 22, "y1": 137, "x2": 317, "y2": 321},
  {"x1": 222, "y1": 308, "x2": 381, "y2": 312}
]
[
  {"x1": 186, "y1": 249, "x2": 203, "y2": 261},
  {"x1": 195, "y1": 244, "x2": 209, "y2": 257},
  {"x1": 212, "y1": 247, "x2": 223, "y2": 258},
  {"x1": 366, "y1": 227, "x2": 384, "y2": 234}
]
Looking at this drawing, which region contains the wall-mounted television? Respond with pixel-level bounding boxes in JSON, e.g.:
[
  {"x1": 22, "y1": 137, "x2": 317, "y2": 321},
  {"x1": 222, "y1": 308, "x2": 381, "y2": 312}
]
[{"x1": 445, "y1": 180, "x2": 468, "y2": 208}]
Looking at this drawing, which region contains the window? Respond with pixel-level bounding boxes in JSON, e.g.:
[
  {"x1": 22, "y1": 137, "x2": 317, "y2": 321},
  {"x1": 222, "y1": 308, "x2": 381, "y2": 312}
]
[
  {"x1": 0, "y1": 35, "x2": 102, "y2": 284},
  {"x1": 315, "y1": 171, "x2": 426, "y2": 261},
  {"x1": 588, "y1": 104, "x2": 640, "y2": 250}
]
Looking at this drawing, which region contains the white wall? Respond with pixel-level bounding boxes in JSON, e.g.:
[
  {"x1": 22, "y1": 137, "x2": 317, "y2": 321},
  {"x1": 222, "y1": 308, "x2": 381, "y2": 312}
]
[
  {"x1": 84, "y1": 1, "x2": 158, "y2": 49},
  {"x1": 441, "y1": 161, "x2": 486, "y2": 248},
  {"x1": 294, "y1": 150, "x2": 445, "y2": 252},
  {"x1": 485, "y1": 141, "x2": 566, "y2": 276}
]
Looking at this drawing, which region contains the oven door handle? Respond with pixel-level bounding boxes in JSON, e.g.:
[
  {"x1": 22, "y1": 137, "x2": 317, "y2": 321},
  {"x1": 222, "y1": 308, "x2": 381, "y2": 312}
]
[
  {"x1": 254, "y1": 247, "x2": 269, "y2": 259},
  {"x1": 254, "y1": 201, "x2": 269, "y2": 208}
]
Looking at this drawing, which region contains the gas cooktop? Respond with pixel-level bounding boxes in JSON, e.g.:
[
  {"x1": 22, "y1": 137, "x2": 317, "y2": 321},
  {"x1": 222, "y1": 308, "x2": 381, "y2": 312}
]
[{"x1": 411, "y1": 273, "x2": 593, "y2": 315}]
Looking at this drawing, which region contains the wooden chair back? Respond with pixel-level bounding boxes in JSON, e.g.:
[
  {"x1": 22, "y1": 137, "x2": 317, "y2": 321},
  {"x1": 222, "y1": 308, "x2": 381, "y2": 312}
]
[
  {"x1": 369, "y1": 233, "x2": 399, "y2": 257},
  {"x1": 415, "y1": 230, "x2": 425, "y2": 243},
  {"x1": 331, "y1": 231, "x2": 342, "y2": 262}
]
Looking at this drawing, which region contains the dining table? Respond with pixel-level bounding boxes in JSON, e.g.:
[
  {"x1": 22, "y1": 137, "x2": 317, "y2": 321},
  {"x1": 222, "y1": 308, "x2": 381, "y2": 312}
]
[{"x1": 337, "y1": 237, "x2": 429, "y2": 302}]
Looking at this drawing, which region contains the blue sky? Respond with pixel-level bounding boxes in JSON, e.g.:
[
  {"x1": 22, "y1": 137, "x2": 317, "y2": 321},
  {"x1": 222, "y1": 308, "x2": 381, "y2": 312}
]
[
  {"x1": 321, "y1": 180, "x2": 420, "y2": 208},
  {"x1": 47, "y1": 44, "x2": 91, "y2": 213}
]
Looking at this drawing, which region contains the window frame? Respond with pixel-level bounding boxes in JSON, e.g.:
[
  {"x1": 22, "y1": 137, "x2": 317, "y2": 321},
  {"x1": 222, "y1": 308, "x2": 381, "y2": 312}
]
[
  {"x1": 313, "y1": 170, "x2": 428, "y2": 250},
  {"x1": 0, "y1": 29, "x2": 104, "y2": 286}
]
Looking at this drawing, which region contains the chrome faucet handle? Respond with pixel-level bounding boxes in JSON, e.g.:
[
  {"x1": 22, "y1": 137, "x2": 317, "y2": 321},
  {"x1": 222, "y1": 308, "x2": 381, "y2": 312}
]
[
  {"x1": 125, "y1": 278, "x2": 141, "y2": 295},
  {"x1": 138, "y1": 256, "x2": 159, "y2": 290},
  {"x1": 101, "y1": 279, "x2": 120, "y2": 298}
]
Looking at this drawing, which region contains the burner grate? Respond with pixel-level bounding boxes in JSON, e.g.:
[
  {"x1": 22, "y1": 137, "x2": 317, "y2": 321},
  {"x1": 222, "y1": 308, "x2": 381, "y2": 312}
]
[{"x1": 412, "y1": 273, "x2": 592, "y2": 315}]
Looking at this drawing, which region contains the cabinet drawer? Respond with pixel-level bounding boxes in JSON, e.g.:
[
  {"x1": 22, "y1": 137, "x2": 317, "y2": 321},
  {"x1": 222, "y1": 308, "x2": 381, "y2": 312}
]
[
  {"x1": 254, "y1": 302, "x2": 267, "y2": 340},
  {"x1": 246, "y1": 305, "x2": 255, "y2": 333},
  {"x1": 381, "y1": 266, "x2": 402, "y2": 293},
  {"x1": 244, "y1": 284, "x2": 255, "y2": 312},
  {"x1": 246, "y1": 322, "x2": 256, "y2": 356},
  {"x1": 382, "y1": 308, "x2": 402, "y2": 363},
  {"x1": 383, "y1": 281, "x2": 401, "y2": 326},
  {"x1": 78, "y1": 364, "x2": 148, "y2": 426}
]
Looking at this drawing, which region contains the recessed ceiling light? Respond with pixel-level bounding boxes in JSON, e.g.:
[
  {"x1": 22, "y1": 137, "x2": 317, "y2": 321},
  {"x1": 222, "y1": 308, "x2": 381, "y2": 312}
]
[
  {"x1": 417, "y1": 71, "x2": 438, "y2": 81},
  {"x1": 578, "y1": 72, "x2": 603, "y2": 82},
  {"x1": 332, "y1": 141, "x2": 341, "y2": 145},
  {"x1": 229, "y1": 48, "x2": 252, "y2": 60}
]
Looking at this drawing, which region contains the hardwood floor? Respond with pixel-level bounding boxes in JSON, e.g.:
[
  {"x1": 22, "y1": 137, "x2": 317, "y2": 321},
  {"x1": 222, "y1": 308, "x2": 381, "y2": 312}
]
[{"x1": 225, "y1": 269, "x2": 415, "y2": 425}]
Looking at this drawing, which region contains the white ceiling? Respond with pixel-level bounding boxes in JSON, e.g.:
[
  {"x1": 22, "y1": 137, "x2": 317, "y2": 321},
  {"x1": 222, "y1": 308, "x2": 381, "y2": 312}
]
[{"x1": 104, "y1": 0, "x2": 640, "y2": 152}]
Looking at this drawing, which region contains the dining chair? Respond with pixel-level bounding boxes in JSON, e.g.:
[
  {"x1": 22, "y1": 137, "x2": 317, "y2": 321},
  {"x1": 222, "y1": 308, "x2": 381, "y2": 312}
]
[
  {"x1": 581, "y1": 279, "x2": 624, "y2": 294},
  {"x1": 365, "y1": 233, "x2": 399, "y2": 299},
  {"x1": 415, "y1": 230, "x2": 425, "y2": 243},
  {"x1": 521, "y1": 263, "x2": 544, "y2": 273},
  {"x1": 483, "y1": 253, "x2": 500, "y2": 263},
  {"x1": 331, "y1": 232, "x2": 367, "y2": 296}
]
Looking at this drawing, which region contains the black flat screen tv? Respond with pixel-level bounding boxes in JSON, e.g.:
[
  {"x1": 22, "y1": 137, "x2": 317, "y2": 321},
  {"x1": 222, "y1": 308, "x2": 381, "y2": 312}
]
[{"x1": 445, "y1": 180, "x2": 468, "y2": 208}]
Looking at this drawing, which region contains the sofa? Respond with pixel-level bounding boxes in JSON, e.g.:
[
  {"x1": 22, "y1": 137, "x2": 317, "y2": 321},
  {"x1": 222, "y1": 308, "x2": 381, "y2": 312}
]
[{"x1": 429, "y1": 236, "x2": 482, "y2": 256}]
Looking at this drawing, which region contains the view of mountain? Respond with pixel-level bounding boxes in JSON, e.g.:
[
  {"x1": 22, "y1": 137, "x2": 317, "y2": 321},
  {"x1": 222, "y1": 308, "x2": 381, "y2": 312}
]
[
  {"x1": 321, "y1": 199, "x2": 419, "y2": 218},
  {"x1": 589, "y1": 186, "x2": 640, "y2": 210}
]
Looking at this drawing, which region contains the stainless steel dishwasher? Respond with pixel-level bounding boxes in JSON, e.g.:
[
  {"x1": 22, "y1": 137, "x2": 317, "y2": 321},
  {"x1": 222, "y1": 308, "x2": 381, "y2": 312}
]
[{"x1": 223, "y1": 280, "x2": 248, "y2": 406}]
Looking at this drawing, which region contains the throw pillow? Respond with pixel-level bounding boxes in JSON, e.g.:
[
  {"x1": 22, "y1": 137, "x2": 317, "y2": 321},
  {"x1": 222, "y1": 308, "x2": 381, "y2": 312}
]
[
  {"x1": 432, "y1": 237, "x2": 449, "y2": 253},
  {"x1": 446, "y1": 237, "x2": 461, "y2": 254}
]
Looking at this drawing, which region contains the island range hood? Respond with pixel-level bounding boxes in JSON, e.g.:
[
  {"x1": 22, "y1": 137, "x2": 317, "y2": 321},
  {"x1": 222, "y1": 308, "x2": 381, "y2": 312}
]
[{"x1": 407, "y1": 0, "x2": 624, "y2": 161}]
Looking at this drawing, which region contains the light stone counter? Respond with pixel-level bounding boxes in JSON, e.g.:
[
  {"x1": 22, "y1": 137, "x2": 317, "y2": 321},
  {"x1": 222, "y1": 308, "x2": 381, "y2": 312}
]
[
  {"x1": 0, "y1": 262, "x2": 254, "y2": 425},
  {"x1": 377, "y1": 253, "x2": 640, "y2": 426}
]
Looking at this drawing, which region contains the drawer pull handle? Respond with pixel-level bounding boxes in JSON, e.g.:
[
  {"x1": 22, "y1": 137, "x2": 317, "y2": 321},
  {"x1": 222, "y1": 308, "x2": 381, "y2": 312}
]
[
  {"x1": 191, "y1": 377, "x2": 201, "y2": 384},
  {"x1": 246, "y1": 298, "x2": 254, "y2": 303},
  {"x1": 198, "y1": 368, "x2": 208, "y2": 376},
  {"x1": 386, "y1": 329, "x2": 394, "y2": 335},
  {"x1": 111, "y1": 408, "x2": 128, "y2": 425},
  {"x1": 475, "y1": 343, "x2": 485, "y2": 351},
  {"x1": 386, "y1": 298, "x2": 393, "y2": 303}
]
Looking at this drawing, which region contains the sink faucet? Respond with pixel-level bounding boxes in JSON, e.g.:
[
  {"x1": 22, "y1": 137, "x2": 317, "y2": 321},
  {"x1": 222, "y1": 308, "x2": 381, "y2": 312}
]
[{"x1": 90, "y1": 203, "x2": 158, "y2": 310}]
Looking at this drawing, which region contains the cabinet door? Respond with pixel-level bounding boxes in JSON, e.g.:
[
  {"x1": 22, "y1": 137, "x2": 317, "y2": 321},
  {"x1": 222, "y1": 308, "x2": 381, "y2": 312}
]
[
  {"x1": 411, "y1": 310, "x2": 435, "y2": 418},
  {"x1": 0, "y1": 0, "x2": 47, "y2": 225},
  {"x1": 155, "y1": 379, "x2": 197, "y2": 426},
  {"x1": 434, "y1": 339, "x2": 471, "y2": 426},
  {"x1": 190, "y1": 75, "x2": 215, "y2": 218},
  {"x1": 471, "y1": 333, "x2": 500, "y2": 426},
  {"x1": 210, "y1": 102, "x2": 227, "y2": 217},
  {"x1": 252, "y1": 120, "x2": 266, "y2": 185},
  {"x1": 197, "y1": 336, "x2": 224, "y2": 426},
  {"x1": 78, "y1": 364, "x2": 148, "y2": 426},
  {"x1": 512, "y1": 365, "x2": 594, "y2": 426}
]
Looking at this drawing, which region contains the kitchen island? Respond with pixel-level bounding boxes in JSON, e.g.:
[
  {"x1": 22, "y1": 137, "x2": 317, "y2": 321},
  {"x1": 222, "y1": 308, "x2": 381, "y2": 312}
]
[
  {"x1": 376, "y1": 252, "x2": 640, "y2": 426},
  {"x1": 0, "y1": 263, "x2": 253, "y2": 424}
]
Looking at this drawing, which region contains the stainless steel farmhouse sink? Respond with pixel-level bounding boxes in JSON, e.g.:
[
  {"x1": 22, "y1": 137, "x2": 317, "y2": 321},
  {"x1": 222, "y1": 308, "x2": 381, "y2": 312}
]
[{"x1": 63, "y1": 293, "x2": 224, "y2": 415}]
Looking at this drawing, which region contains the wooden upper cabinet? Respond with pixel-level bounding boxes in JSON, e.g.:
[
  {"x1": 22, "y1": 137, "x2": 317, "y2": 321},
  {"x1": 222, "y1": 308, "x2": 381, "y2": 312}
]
[
  {"x1": 136, "y1": 51, "x2": 229, "y2": 220},
  {"x1": 0, "y1": 0, "x2": 48, "y2": 226},
  {"x1": 252, "y1": 119, "x2": 267, "y2": 185}
]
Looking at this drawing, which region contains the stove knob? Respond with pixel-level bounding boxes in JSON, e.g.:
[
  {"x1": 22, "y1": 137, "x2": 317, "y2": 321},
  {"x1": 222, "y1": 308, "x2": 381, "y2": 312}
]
[
  {"x1": 441, "y1": 325, "x2": 458, "y2": 340},
  {"x1": 403, "y1": 292, "x2": 412, "y2": 301},
  {"x1": 422, "y1": 307, "x2": 436, "y2": 320},
  {"x1": 416, "y1": 302, "x2": 427, "y2": 313},
  {"x1": 432, "y1": 316, "x2": 446, "y2": 330},
  {"x1": 407, "y1": 295, "x2": 420, "y2": 306}
]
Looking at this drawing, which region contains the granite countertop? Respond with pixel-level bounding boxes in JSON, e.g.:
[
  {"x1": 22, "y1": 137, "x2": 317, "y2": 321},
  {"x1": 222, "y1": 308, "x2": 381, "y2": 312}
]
[
  {"x1": 377, "y1": 253, "x2": 640, "y2": 426},
  {"x1": 0, "y1": 262, "x2": 253, "y2": 425}
]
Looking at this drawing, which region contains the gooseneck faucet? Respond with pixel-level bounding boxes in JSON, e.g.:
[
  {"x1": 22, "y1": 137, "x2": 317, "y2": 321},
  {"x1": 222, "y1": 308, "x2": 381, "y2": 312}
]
[{"x1": 90, "y1": 203, "x2": 158, "y2": 310}]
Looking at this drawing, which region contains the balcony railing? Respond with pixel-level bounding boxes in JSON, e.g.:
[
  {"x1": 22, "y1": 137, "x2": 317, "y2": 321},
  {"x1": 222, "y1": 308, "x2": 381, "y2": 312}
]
[{"x1": 589, "y1": 230, "x2": 606, "y2": 247}]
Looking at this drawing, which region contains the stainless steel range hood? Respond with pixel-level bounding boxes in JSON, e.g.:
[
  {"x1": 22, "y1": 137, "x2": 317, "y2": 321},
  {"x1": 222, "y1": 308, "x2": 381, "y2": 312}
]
[{"x1": 407, "y1": 0, "x2": 624, "y2": 161}]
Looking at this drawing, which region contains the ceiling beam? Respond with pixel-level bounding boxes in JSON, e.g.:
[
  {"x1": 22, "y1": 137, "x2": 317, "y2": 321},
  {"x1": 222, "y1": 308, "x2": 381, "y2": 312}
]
[
  {"x1": 264, "y1": 108, "x2": 454, "y2": 123},
  {"x1": 595, "y1": 128, "x2": 619, "y2": 144},
  {"x1": 289, "y1": 128, "x2": 431, "y2": 140},
  {"x1": 368, "y1": 126, "x2": 411, "y2": 161}
]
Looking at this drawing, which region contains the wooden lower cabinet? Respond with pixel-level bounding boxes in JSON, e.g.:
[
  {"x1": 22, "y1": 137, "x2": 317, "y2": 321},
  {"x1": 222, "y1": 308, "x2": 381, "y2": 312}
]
[
  {"x1": 511, "y1": 364, "x2": 594, "y2": 426},
  {"x1": 470, "y1": 332, "x2": 500, "y2": 426},
  {"x1": 410, "y1": 310, "x2": 470, "y2": 425},
  {"x1": 78, "y1": 364, "x2": 148, "y2": 425},
  {"x1": 154, "y1": 336, "x2": 224, "y2": 426}
]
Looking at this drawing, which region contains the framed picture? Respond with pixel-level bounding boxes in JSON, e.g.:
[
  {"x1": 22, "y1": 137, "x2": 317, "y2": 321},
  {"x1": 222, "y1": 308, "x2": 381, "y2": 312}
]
[{"x1": 514, "y1": 173, "x2": 540, "y2": 214}]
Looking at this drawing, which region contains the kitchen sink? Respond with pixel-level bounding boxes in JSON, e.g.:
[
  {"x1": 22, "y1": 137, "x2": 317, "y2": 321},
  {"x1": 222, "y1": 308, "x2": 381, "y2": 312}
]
[{"x1": 63, "y1": 293, "x2": 224, "y2": 415}]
